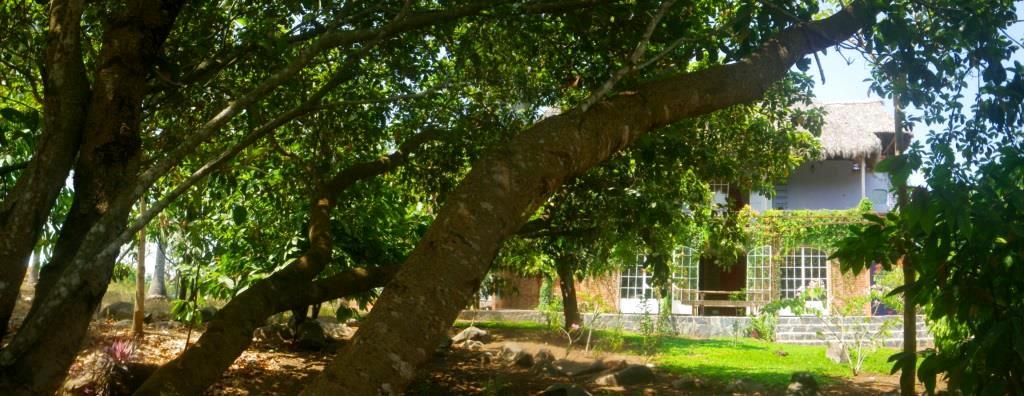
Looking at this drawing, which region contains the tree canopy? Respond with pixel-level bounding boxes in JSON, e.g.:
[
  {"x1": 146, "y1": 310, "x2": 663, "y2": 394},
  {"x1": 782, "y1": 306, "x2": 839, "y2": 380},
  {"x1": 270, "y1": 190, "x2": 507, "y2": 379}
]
[{"x1": 1, "y1": 0, "x2": 1022, "y2": 394}]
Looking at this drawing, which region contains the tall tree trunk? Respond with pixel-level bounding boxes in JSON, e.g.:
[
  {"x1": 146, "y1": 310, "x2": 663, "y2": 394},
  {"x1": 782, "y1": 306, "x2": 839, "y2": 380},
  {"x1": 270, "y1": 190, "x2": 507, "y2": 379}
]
[
  {"x1": 893, "y1": 84, "x2": 917, "y2": 396},
  {"x1": 300, "y1": 6, "x2": 877, "y2": 394},
  {"x1": 133, "y1": 198, "x2": 146, "y2": 337},
  {"x1": 0, "y1": 0, "x2": 90, "y2": 340},
  {"x1": 555, "y1": 256, "x2": 580, "y2": 330},
  {"x1": 0, "y1": 2, "x2": 184, "y2": 393},
  {"x1": 147, "y1": 231, "x2": 167, "y2": 298},
  {"x1": 27, "y1": 248, "x2": 40, "y2": 285}
]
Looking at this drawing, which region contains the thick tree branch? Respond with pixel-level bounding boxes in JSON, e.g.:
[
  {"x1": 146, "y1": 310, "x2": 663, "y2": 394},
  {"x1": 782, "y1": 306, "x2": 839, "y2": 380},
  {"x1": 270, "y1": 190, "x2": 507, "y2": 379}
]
[
  {"x1": 135, "y1": 128, "x2": 440, "y2": 395},
  {"x1": 135, "y1": 266, "x2": 395, "y2": 396},
  {"x1": 0, "y1": 0, "x2": 90, "y2": 341},
  {"x1": 303, "y1": 2, "x2": 879, "y2": 394}
]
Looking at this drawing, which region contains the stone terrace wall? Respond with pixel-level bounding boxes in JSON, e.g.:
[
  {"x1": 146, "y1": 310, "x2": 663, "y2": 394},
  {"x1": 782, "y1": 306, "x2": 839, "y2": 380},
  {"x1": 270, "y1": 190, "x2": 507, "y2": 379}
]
[{"x1": 458, "y1": 309, "x2": 931, "y2": 348}]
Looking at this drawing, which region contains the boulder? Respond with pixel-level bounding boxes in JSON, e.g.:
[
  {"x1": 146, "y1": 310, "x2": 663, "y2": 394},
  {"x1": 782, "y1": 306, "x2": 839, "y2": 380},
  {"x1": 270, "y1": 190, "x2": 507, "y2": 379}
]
[
  {"x1": 60, "y1": 351, "x2": 156, "y2": 396},
  {"x1": 826, "y1": 341, "x2": 849, "y2": 364},
  {"x1": 254, "y1": 323, "x2": 293, "y2": 344},
  {"x1": 112, "y1": 319, "x2": 134, "y2": 329},
  {"x1": 100, "y1": 302, "x2": 134, "y2": 321},
  {"x1": 725, "y1": 378, "x2": 767, "y2": 395},
  {"x1": 785, "y1": 372, "x2": 819, "y2": 396},
  {"x1": 465, "y1": 340, "x2": 485, "y2": 351},
  {"x1": 593, "y1": 365, "x2": 655, "y2": 387},
  {"x1": 499, "y1": 345, "x2": 533, "y2": 368},
  {"x1": 671, "y1": 374, "x2": 704, "y2": 391},
  {"x1": 316, "y1": 318, "x2": 353, "y2": 341},
  {"x1": 452, "y1": 326, "x2": 490, "y2": 344},
  {"x1": 535, "y1": 349, "x2": 556, "y2": 364},
  {"x1": 555, "y1": 359, "x2": 605, "y2": 377},
  {"x1": 296, "y1": 320, "x2": 327, "y2": 350},
  {"x1": 540, "y1": 383, "x2": 592, "y2": 396},
  {"x1": 144, "y1": 297, "x2": 172, "y2": 322},
  {"x1": 345, "y1": 318, "x2": 360, "y2": 327}
]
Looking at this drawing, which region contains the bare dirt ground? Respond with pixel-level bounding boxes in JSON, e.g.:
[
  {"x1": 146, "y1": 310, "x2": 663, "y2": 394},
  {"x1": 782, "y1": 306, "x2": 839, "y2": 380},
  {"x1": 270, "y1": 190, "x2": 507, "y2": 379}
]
[{"x1": 56, "y1": 321, "x2": 922, "y2": 395}]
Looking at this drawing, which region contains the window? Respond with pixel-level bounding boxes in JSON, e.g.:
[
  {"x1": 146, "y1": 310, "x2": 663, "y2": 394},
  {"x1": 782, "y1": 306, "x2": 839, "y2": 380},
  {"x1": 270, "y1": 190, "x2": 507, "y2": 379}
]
[
  {"x1": 619, "y1": 261, "x2": 654, "y2": 300},
  {"x1": 710, "y1": 183, "x2": 729, "y2": 208},
  {"x1": 746, "y1": 245, "x2": 772, "y2": 302},
  {"x1": 671, "y1": 247, "x2": 699, "y2": 303},
  {"x1": 780, "y1": 247, "x2": 828, "y2": 301}
]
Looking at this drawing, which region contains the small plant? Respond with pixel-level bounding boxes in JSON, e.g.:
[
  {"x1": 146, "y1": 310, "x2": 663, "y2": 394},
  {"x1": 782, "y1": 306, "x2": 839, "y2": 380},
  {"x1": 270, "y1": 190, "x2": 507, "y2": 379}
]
[
  {"x1": 558, "y1": 323, "x2": 584, "y2": 358},
  {"x1": 104, "y1": 337, "x2": 138, "y2": 364}
]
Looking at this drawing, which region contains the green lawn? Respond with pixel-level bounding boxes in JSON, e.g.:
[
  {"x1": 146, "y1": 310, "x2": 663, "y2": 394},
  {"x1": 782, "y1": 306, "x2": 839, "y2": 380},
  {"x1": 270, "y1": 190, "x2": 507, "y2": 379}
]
[{"x1": 457, "y1": 320, "x2": 897, "y2": 388}]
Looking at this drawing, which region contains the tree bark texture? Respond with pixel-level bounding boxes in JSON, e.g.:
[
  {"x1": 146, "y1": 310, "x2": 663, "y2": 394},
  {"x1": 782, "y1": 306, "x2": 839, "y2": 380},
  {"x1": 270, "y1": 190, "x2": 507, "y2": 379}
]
[
  {"x1": 147, "y1": 234, "x2": 167, "y2": 298},
  {"x1": 555, "y1": 256, "x2": 580, "y2": 330},
  {"x1": 134, "y1": 266, "x2": 394, "y2": 396},
  {"x1": 301, "y1": 4, "x2": 877, "y2": 395},
  {"x1": 0, "y1": 1, "x2": 184, "y2": 394},
  {"x1": 0, "y1": 0, "x2": 90, "y2": 340}
]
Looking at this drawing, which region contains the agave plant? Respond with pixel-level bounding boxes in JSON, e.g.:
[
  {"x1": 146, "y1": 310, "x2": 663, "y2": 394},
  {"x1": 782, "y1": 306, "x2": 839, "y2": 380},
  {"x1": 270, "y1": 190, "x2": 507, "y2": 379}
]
[{"x1": 103, "y1": 337, "x2": 138, "y2": 364}]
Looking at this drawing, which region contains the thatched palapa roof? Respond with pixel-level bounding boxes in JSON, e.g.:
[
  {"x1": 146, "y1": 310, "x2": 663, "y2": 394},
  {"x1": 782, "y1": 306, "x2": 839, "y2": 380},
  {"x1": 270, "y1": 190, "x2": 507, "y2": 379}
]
[{"x1": 817, "y1": 100, "x2": 895, "y2": 162}]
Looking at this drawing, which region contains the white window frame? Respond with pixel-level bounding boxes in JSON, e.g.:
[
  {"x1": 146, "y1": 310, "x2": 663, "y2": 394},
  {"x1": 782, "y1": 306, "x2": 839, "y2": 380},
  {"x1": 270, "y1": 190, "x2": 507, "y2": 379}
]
[
  {"x1": 619, "y1": 258, "x2": 658, "y2": 314},
  {"x1": 670, "y1": 247, "x2": 699, "y2": 315},
  {"x1": 779, "y1": 246, "x2": 829, "y2": 316}
]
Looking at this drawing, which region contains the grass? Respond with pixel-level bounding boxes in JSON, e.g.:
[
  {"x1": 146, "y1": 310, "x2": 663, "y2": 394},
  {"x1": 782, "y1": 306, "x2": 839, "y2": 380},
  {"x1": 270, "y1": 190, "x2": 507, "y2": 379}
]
[{"x1": 456, "y1": 319, "x2": 898, "y2": 389}]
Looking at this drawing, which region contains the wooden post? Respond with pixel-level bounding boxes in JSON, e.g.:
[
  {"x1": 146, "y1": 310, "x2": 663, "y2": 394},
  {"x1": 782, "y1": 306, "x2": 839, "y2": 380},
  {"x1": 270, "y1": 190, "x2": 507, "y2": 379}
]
[
  {"x1": 133, "y1": 198, "x2": 147, "y2": 338},
  {"x1": 860, "y1": 157, "x2": 867, "y2": 199}
]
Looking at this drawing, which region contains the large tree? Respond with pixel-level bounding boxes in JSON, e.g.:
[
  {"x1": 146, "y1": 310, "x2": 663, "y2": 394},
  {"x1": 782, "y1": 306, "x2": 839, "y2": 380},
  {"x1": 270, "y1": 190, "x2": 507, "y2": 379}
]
[{"x1": 0, "y1": 1, "x2": 1019, "y2": 395}]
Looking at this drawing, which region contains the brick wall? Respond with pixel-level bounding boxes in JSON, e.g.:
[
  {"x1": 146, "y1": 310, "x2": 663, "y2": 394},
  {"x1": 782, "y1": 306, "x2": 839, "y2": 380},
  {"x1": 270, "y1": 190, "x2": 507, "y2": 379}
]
[
  {"x1": 570, "y1": 274, "x2": 620, "y2": 313},
  {"x1": 492, "y1": 274, "x2": 541, "y2": 310},
  {"x1": 829, "y1": 260, "x2": 872, "y2": 315}
]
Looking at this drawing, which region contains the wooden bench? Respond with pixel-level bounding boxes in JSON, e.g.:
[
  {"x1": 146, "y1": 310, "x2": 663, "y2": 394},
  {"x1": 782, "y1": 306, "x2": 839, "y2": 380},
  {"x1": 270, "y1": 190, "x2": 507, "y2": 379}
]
[{"x1": 678, "y1": 290, "x2": 771, "y2": 316}]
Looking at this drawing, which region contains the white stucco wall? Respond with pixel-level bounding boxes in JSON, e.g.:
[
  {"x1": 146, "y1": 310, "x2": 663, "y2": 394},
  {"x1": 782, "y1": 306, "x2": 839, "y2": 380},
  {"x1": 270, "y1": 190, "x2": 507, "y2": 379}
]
[{"x1": 770, "y1": 160, "x2": 892, "y2": 212}]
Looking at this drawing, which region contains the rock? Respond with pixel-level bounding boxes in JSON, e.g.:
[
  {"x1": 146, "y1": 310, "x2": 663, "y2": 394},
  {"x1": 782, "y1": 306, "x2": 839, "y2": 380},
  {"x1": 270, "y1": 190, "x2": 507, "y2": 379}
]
[
  {"x1": 60, "y1": 351, "x2": 156, "y2": 396},
  {"x1": 500, "y1": 345, "x2": 533, "y2": 368},
  {"x1": 480, "y1": 352, "x2": 493, "y2": 365},
  {"x1": 785, "y1": 372, "x2": 819, "y2": 396},
  {"x1": 555, "y1": 359, "x2": 605, "y2": 377},
  {"x1": 775, "y1": 350, "x2": 790, "y2": 357},
  {"x1": 452, "y1": 326, "x2": 490, "y2": 344},
  {"x1": 151, "y1": 320, "x2": 182, "y2": 330},
  {"x1": 144, "y1": 297, "x2": 172, "y2": 322},
  {"x1": 593, "y1": 365, "x2": 655, "y2": 386},
  {"x1": 100, "y1": 302, "x2": 134, "y2": 321},
  {"x1": 465, "y1": 340, "x2": 485, "y2": 351},
  {"x1": 254, "y1": 323, "x2": 293, "y2": 344},
  {"x1": 671, "y1": 374, "x2": 704, "y2": 390},
  {"x1": 112, "y1": 319, "x2": 134, "y2": 329},
  {"x1": 725, "y1": 378, "x2": 767, "y2": 395},
  {"x1": 199, "y1": 306, "x2": 218, "y2": 323},
  {"x1": 345, "y1": 318, "x2": 359, "y2": 327},
  {"x1": 540, "y1": 383, "x2": 592, "y2": 396},
  {"x1": 535, "y1": 349, "x2": 555, "y2": 364},
  {"x1": 316, "y1": 318, "x2": 353, "y2": 341},
  {"x1": 826, "y1": 341, "x2": 849, "y2": 364},
  {"x1": 62, "y1": 351, "x2": 116, "y2": 395},
  {"x1": 296, "y1": 320, "x2": 327, "y2": 350}
]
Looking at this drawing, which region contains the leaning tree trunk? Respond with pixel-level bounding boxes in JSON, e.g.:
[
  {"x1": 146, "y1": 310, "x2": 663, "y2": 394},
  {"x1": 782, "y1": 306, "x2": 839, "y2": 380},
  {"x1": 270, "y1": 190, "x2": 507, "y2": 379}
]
[
  {"x1": 0, "y1": 1, "x2": 183, "y2": 393},
  {"x1": 300, "y1": 5, "x2": 877, "y2": 394},
  {"x1": 0, "y1": 0, "x2": 90, "y2": 341},
  {"x1": 555, "y1": 255, "x2": 581, "y2": 330},
  {"x1": 147, "y1": 232, "x2": 167, "y2": 298}
]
